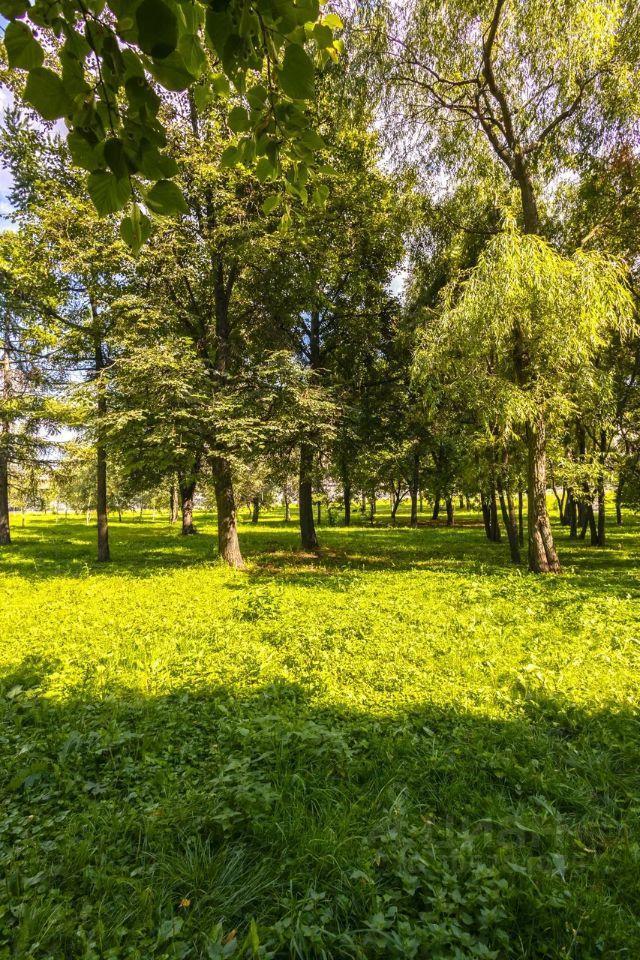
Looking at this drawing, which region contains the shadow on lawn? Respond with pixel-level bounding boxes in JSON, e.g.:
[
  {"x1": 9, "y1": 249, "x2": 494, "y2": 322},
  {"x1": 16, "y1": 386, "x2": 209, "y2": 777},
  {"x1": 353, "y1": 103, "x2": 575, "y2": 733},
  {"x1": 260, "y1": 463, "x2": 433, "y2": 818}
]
[{"x1": 1, "y1": 655, "x2": 639, "y2": 958}]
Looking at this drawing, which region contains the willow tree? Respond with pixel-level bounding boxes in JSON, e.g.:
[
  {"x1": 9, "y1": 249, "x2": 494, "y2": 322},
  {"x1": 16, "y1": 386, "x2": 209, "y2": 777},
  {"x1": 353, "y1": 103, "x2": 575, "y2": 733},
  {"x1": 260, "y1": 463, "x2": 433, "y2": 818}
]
[{"x1": 416, "y1": 225, "x2": 634, "y2": 573}]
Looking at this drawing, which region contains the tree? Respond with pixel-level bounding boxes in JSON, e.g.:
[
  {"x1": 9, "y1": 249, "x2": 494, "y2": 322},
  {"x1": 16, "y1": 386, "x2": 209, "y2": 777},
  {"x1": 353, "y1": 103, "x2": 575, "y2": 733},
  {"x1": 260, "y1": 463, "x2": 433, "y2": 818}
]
[
  {"x1": 415, "y1": 224, "x2": 634, "y2": 572},
  {"x1": 374, "y1": 0, "x2": 634, "y2": 569},
  {"x1": 0, "y1": 230, "x2": 61, "y2": 545}
]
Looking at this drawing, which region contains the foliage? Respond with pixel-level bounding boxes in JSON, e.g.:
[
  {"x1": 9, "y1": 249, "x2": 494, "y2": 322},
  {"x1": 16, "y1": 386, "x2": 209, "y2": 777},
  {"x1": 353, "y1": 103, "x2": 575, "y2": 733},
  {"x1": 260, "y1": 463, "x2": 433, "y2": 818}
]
[{"x1": 0, "y1": 0, "x2": 342, "y2": 235}]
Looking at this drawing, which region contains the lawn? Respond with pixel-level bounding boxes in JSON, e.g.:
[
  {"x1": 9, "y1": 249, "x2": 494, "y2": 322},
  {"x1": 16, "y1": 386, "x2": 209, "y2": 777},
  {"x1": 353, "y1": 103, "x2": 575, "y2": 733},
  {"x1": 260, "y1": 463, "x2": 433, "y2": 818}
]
[{"x1": 1, "y1": 506, "x2": 639, "y2": 959}]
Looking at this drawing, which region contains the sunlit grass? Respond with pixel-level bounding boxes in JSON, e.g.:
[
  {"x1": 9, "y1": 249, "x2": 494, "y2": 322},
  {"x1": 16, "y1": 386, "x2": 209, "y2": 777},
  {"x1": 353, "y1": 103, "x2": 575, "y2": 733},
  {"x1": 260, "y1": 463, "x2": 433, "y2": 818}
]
[{"x1": 1, "y1": 505, "x2": 639, "y2": 958}]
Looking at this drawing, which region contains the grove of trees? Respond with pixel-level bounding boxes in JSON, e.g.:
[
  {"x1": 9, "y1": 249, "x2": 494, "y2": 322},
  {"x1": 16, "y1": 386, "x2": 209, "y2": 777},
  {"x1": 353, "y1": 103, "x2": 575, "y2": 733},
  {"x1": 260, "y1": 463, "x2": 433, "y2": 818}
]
[{"x1": 1, "y1": 0, "x2": 639, "y2": 574}]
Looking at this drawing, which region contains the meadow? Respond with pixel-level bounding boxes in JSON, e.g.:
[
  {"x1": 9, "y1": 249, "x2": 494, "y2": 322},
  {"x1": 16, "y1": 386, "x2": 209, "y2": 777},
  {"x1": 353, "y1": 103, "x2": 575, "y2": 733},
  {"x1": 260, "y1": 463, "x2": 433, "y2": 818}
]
[{"x1": 1, "y1": 505, "x2": 639, "y2": 959}]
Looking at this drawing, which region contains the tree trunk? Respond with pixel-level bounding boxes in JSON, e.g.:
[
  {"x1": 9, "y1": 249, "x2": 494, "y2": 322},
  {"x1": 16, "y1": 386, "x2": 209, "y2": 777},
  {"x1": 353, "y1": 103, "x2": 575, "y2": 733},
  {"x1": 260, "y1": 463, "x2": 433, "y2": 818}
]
[
  {"x1": 497, "y1": 478, "x2": 520, "y2": 564},
  {"x1": 445, "y1": 495, "x2": 454, "y2": 526},
  {"x1": 0, "y1": 317, "x2": 10, "y2": 546},
  {"x1": 361, "y1": 490, "x2": 366, "y2": 514},
  {"x1": 95, "y1": 338, "x2": 110, "y2": 563},
  {"x1": 615, "y1": 477, "x2": 623, "y2": 525},
  {"x1": 283, "y1": 484, "x2": 291, "y2": 524},
  {"x1": 596, "y1": 429, "x2": 606, "y2": 547},
  {"x1": 432, "y1": 490, "x2": 441, "y2": 520},
  {"x1": 566, "y1": 489, "x2": 577, "y2": 538},
  {"x1": 518, "y1": 486, "x2": 524, "y2": 547},
  {"x1": 489, "y1": 482, "x2": 501, "y2": 542},
  {"x1": 459, "y1": 494, "x2": 464, "y2": 510},
  {"x1": 212, "y1": 455, "x2": 244, "y2": 568},
  {"x1": 251, "y1": 494, "x2": 260, "y2": 524},
  {"x1": 170, "y1": 480, "x2": 179, "y2": 524},
  {"x1": 410, "y1": 448, "x2": 419, "y2": 528},
  {"x1": 526, "y1": 417, "x2": 560, "y2": 573},
  {"x1": 299, "y1": 442, "x2": 318, "y2": 550},
  {"x1": 180, "y1": 479, "x2": 197, "y2": 535},
  {"x1": 343, "y1": 481, "x2": 351, "y2": 526},
  {"x1": 0, "y1": 448, "x2": 9, "y2": 546},
  {"x1": 481, "y1": 493, "x2": 492, "y2": 540}
]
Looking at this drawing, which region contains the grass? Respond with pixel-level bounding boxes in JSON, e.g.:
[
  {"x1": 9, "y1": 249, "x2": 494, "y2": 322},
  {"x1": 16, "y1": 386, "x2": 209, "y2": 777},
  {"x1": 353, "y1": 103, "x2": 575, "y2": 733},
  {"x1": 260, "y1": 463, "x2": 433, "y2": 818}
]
[{"x1": 1, "y1": 503, "x2": 639, "y2": 959}]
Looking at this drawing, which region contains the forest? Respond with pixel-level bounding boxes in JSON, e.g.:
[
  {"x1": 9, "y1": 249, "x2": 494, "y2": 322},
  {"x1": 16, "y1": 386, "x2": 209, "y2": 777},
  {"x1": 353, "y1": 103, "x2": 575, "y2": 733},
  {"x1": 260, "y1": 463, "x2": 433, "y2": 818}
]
[{"x1": 0, "y1": 0, "x2": 639, "y2": 957}]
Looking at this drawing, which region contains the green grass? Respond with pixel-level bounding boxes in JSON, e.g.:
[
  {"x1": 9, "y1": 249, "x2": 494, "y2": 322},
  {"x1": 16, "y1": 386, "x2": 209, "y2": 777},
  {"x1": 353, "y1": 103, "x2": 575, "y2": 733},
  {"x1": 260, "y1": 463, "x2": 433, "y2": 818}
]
[{"x1": 1, "y1": 505, "x2": 639, "y2": 959}]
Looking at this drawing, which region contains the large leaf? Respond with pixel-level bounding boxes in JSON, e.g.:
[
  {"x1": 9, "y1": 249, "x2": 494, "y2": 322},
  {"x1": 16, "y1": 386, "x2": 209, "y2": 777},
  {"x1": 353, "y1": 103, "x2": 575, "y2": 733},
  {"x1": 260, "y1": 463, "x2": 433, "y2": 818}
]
[
  {"x1": 148, "y1": 51, "x2": 195, "y2": 91},
  {"x1": 145, "y1": 179, "x2": 188, "y2": 216},
  {"x1": 4, "y1": 21, "x2": 44, "y2": 70},
  {"x1": 279, "y1": 43, "x2": 315, "y2": 100},
  {"x1": 87, "y1": 170, "x2": 131, "y2": 216},
  {"x1": 120, "y1": 205, "x2": 152, "y2": 254},
  {"x1": 135, "y1": 0, "x2": 178, "y2": 59},
  {"x1": 227, "y1": 106, "x2": 250, "y2": 133},
  {"x1": 24, "y1": 67, "x2": 72, "y2": 120},
  {"x1": 0, "y1": 0, "x2": 28, "y2": 16}
]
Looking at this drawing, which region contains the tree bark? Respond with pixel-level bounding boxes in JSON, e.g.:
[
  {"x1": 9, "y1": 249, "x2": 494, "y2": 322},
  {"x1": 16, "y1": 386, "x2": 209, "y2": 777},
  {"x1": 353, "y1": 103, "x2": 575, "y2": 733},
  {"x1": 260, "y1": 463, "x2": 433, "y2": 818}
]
[
  {"x1": 251, "y1": 494, "x2": 260, "y2": 524},
  {"x1": 343, "y1": 481, "x2": 351, "y2": 526},
  {"x1": 0, "y1": 448, "x2": 9, "y2": 546},
  {"x1": 95, "y1": 338, "x2": 110, "y2": 563},
  {"x1": 283, "y1": 483, "x2": 291, "y2": 524},
  {"x1": 566, "y1": 489, "x2": 578, "y2": 538},
  {"x1": 212, "y1": 455, "x2": 244, "y2": 568},
  {"x1": 410, "y1": 447, "x2": 419, "y2": 528},
  {"x1": 180, "y1": 479, "x2": 197, "y2": 535},
  {"x1": 615, "y1": 477, "x2": 623, "y2": 525},
  {"x1": 518, "y1": 486, "x2": 524, "y2": 547},
  {"x1": 497, "y1": 478, "x2": 520, "y2": 564},
  {"x1": 432, "y1": 490, "x2": 441, "y2": 520},
  {"x1": 299, "y1": 442, "x2": 318, "y2": 550},
  {"x1": 489, "y1": 481, "x2": 501, "y2": 542},
  {"x1": 481, "y1": 493, "x2": 492, "y2": 540},
  {"x1": 526, "y1": 417, "x2": 560, "y2": 573},
  {"x1": 0, "y1": 316, "x2": 10, "y2": 545},
  {"x1": 170, "y1": 480, "x2": 179, "y2": 524},
  {"x1": 596, "y1": 429, "x2": 606, "y2": 547},
  {"x1": 445, "y1": 495, "x2": 454, "y2": 526}
]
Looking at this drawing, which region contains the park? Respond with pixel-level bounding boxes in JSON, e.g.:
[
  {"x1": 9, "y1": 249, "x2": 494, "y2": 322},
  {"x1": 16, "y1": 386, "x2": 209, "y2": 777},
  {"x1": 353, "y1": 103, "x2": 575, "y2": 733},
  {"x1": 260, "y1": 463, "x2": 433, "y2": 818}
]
[{"x1": 1, "y1": 0, "x2": 639, "y2": 956}]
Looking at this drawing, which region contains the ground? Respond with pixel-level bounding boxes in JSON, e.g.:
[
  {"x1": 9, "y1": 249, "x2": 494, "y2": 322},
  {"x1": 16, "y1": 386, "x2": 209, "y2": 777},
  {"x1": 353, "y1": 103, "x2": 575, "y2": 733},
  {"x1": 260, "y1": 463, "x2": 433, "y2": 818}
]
[{"x1": 1, "y1": 504, "x2": 639, "y2": 959}]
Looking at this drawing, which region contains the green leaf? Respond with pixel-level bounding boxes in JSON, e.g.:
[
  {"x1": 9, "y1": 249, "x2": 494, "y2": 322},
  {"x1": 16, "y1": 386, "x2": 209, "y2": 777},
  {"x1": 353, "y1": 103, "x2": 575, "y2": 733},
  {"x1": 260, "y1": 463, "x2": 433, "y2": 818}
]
[
  {"x1": 120, "y1": 205, "x2": 152, "y2": 254},
  {"x1": 322, "y1": 13, "x2": 343, "y2": 30},
  {"x1": 137, "y1": 142, "x2": 179, "y2": 179},
  {"x1": 261, "y1": 194, "x2": 281, "y2": 214},
  {"x1": 24, "y1": 67, "x2": 72, "y2": 121},
  {"x1": 211, "y1": 73, "x2": 230, "y2": 97},
  {"x1": 279, "y1": 43, "x2": 315, "y2": 101},
  {"x1": 313, "y1": 183, "x2": 329, "y2": 206},
  {"x1": 228, "y1": 106, "x2": 250, "y2": 133},
  {"x1": 300, "y1": 129, "x2": 325, "y2": 150},
  {"x1": 255, "y1": 156, "x2": 275, "y2": 182},
  {"x1": 135, "y1": 0, "x2": 178, "y2": 59},
  {"x1": 220, "y1": 145, "x2": 241, "y2": 168},
  {"x1": 312, "y1": 24, "x2": 333, "y2": 49},
  {"x1": 4, "y1": 21, "x2": 44, "y2": 70},
  {"x1": 104, "y1": 138, "x2": 129, "y2": 179},
  {"x1": 0, "y1": 0, "x2": 28, "y2": 15},
  {"x1": 205, "y1": 8, "x2": 232, "y2": 61},
  {"x1": 178, "y1": 31, "x2": 206, "y2": 76},
  {"x1": 67, "y1": 132, "x2": 100, "y2": 171},
  {"x1": 145, "y1": 179, "x2": 188, "y2": 216},
  {"x1": 148, "y1": 51, "x2": 195, "y2": 91},
  {"x1": 87, "y1": 170, "x2": 131, "y2": 216}
]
